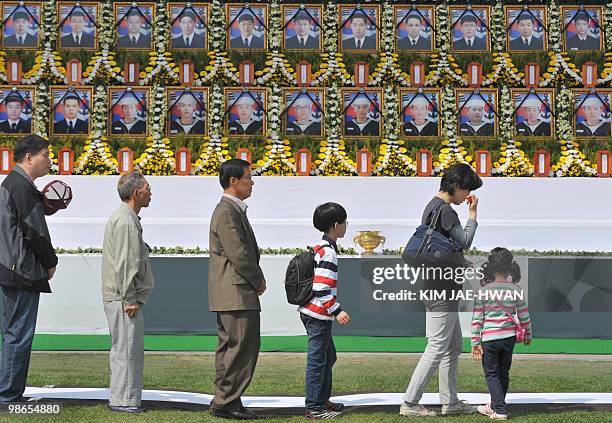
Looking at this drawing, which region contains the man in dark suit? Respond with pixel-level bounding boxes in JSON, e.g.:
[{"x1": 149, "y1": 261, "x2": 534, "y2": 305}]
[
  {"x1": 60, "y1": 10, "x2": 95, "y2": 48},
  {"x1": 117, "y1": 9, "x2": 151, "y2": 49},
  {"x1": 402, "y1": 96, "x2": 438, "y2": 136},
  {"x1": 169, "y1": 95, "x2": 205, "y2": 135},
  {"x1": 228, "y1": 96, "x2": 263, "y2": 135},
  {"x1": 508, "y1": 13, "x2": 544, "y2": 51},
  {"x1": 575, "y1": 97, "x2": 611, "y2": 137},
  {"x1": 229, "y1": 12, "x2": 264, "y2": 49},
  {"x1": 3, "y1": 10, "x2": 38, "y2": 47},
  {"x1": 53, "y1": 93, "x2": 88, "y2": 134},
  {"x1": 0, "y1": 92, "x2": 31, "y2": 133},
  {"x1": 452, "y1": 13, "x2": 486, "y2": 51},
  {"x1": 170, "y1": 10, "x2": 205, "y2": 49},
  {"x1": 566, "y1": 12, "x2": 601, "y2": 51},
  {"x1": 111, "y1": 96, "x2": 146, "y2": 134},
  {"x1": 285, "y1": 11, "x2": 319, "y2": 49},
  {"x1": 516, "y1": 97, "x2": 550, "y2": 137},
  {"x1": 397, "y1": 13, "x2": 432, "y2": 51},
  {"x1": 208, "y1": 159, "x2": 266, "y2": 420},
  {"x1": 459, "y1": 98, "x2": 494, "y2": 136},
  {"x1": 286, "y1": 96, "x2": 321, "y2": 136},
  {"x1": 342, "y1": 11, "x2": 376, "y2": 50},
  {"x1": 344, "y1": 96, "x2": 379, "y2": 136}
]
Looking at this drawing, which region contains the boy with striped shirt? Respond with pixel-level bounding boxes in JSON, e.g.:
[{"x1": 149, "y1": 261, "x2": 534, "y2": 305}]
[
  {"x1": 299, "y1": 203, "x2": 351, "y2": 419},
  {"x1": 471, "y1": 248, "x2": 532, "y2": 420}
]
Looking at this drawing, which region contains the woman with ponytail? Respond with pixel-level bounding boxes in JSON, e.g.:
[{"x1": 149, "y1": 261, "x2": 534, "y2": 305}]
[{"x1": 471, "y1": 248, "x2": 532, "y2": 420}]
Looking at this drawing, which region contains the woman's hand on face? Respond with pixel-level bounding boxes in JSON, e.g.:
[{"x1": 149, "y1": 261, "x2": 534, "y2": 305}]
[{"x1": 467, "y1": 195, "x2": 478, "y2": 212}]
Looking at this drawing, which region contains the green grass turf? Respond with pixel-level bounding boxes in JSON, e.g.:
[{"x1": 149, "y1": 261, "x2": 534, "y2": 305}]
[
  {"x1": 10, "y1": 353, "x2": 612, "y2": 422},
  {"x1": 30, "y1": 335, "x2": 612, "y2": 355}
]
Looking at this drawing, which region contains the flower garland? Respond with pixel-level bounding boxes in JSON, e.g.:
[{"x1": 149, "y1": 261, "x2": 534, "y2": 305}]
[
  {"x1": 433, "y1": 85, "x2": 470, "y2": 175},
  {"x1": 552, "y1": 85, "x2": 596, "y2": 176},
  {"x1": 314, "y1": 82, "x2": 357, "y2": 175},
  {"x1": 0, "y1": 51, "x2": 6, "y2": 83},
  {"x1": 425, "y1": 4, "x2": 464, "y2": 87},
  {"x1": 82, "y1": 2, "x2": 123, "y2": 85},
  {"x1": 32, "y1": 83, "x2": 49, "y2": 138},
  {"x1": 74, "y1": 86, "x2": 118, "y2": 175},
  {"x1": 311, "y1": 2, "x2": 352, "y2": 86},
  {"x1": 373, "y1": 87, "x2": 415, "y2": 176},
  {"x1": 490, "y1": 85, "x2": 533, "y2": 176},
  {"x1": 369, "y1": 2, "x2": 409, "y2": 87},
  {"x1": 193, "y1": 84, "x2": 229, "y2": 175},
  {"x1": 139, "y1": 1, "x2": 179, "y2": 86},
  {"x1": 253, "y1": 84, "x2": 296, "y2": 175},
  {"x1": 135, "y1": 85, "x2": 176, "y2": 175}
]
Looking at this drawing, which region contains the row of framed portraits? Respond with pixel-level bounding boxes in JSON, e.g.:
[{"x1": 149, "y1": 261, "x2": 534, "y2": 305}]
[
  {"x1": 1, "y1": 3, "x2": 607, "y2": 53},
  {"x1": 1, "y1": 86, "x2": 611, "y2": 140}
]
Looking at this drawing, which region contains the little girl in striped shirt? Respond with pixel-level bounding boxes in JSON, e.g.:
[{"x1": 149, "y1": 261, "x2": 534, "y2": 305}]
[{"x1": 471, "y1": 247, "x2": 532, "y2": 421}]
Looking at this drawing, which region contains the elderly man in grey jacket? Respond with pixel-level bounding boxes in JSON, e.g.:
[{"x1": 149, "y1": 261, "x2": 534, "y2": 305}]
[{"x1": 101, "y1": 172, "x2": 154, "y2": 413}]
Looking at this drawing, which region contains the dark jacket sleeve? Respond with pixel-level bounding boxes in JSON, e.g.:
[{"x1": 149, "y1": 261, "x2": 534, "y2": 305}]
[{"x1": 11, "y1": 185, "x2": 58, "y2": 269}]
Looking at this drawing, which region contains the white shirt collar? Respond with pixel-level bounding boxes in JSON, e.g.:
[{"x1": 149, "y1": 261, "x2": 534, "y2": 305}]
[
  {"x1": 243, "y1": 35, "x2": 253, "y2": 44},
  {"x1": 184, "y1": 33, "x2": 193, "y2": 43},
  {"x1": 8, "y1": 119, "x2": 19, "y2": 125},
  {"x1": 67, "y1": 118, "x2": 77, "y2": 125},
  {"x1": 223, "y1": 193, "x2": 247, "y2": 212},
  {"x1": 465, "y1": 37, "x2": 475, "y2": 43},
  {"x1": 408, "y1": 36, "x2": 420, "y2": 42},
  {"x1": 522, "y1": 35, "x2": 533, "y2": 43},
  {"x1": 129, "y1": 33, "x2": 140, "y2": 41},
  {"x1": 121, "y1": 118, "x2": 139, "y2": 129}
]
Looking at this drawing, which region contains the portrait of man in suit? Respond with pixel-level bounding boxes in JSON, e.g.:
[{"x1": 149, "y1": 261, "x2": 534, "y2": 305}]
[
  {"x1": 508, "y1": 11, "x2": 545, "y2": 51},
  {"x1": 284, "y1": 94, "x2": 322, "y2": 136},
  {"x1": 451, "y1": 11, "x2": 487, "y2": 51},
  {"x1": 341, "y1": 8, "x2": 378, "y2": 51},
  {"x1": 170, "y1": 7, "x2": 206, "y2": 49},
  {"x1": 564, "y1": 9, "x2": 602, "y2": 51},
  {"x1": 344, "y1": 94, "x2": 380, "y2": 137},
  {"x1": 59, "y1": 7, "x2": 96, "y2": 49},
  {"x1": 284, "y1": 8, "x2": 321, "y2": 50},
  {"x1": 396, "y1": 9, "x2": 433, "y2": 51},
  {"x1": 227, "y1": 94, "x2": 264, "y2": 136},
  {"x1": 515, "y1": 95, "x2": 551, "y2": 137},
  {"x1": 52, "y1": 92, "x2": 89, "y2": 135},
  {"x1": 401, "y1": 93, "x2": 439, "y2": 137},
  {"x1": 111, "y1": 94, "x2": 147, "y2": 135},
  {"x1": 228, "y1": 9, "x2": 266, "y2": 50},
  {"x1": 575, "y1": 95, "x2": 611, "y2": 137},
  {"x1": 168, "y1": 91, "x2": 206, "y2": 136},
  {"x1": 0, "y1": 91, "x2": 32, "y2": 134},
  {"x1": 116, "y1": 7, "x2": 152, "y2": 49},
  {"x1": 459, "y1": 95, "x2": 495, "y2": 137},
  {"x1": 2, "y1": 8, "x2": 39, "y2": 48}
]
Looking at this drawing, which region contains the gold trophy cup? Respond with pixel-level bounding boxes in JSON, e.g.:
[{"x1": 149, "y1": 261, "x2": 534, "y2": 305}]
[{"x1": 353, "y1": 231, "x2": 386, "y2": 254}]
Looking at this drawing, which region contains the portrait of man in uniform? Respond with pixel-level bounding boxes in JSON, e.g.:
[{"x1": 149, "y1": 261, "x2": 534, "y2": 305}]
[
  {"x1": 401, "y1": 91, "x2": 439, "y2": 137},
  {"x1": 563, "y1": 8, "x2": 602, "y2": 51},
  {"x1": 343, "y1": 91, "x2": 381, "y2": 137},
  {"x1": 395, "y1": 7, "x2": 434, "y2": 51},
  {"x1": 0, "y1": 89, "x2": 33, "y2": 134},
  {"x1": 458, "y1": 91, "x2": 496, "y2": 137},
  {"x1": 284, "y1": 91, "x2": 323, "y2": 136},
  {"x1": 227, "y1": 6, "x2": 267, "y2": 51},
  {"x1": 168, "y1": 89, "x2": 207, "y2": 136},
  {"x1": 507, "y1": 9, "x2": 546, "y2": 51},
  {"x1": 514, "y1": 92, "x2": 552, "y2": 138},
  {"x1": 169, "y1": 5, "x2": 207, "y2": 50},
  {"x1": 52, "y1": 89, "x2": 91, "y2": 135},
  {"x1": 340, "y1": 6, "x2": 379, "y2": 52},
  {"x1": 451, "y1": 7, "x2": 488, "y2": 51},
  {"x1": 115, "y1": 5, "x2": 153, "y2": 49},
  {"x1": 58, "y1": 5, "x2": 97, "y2": 49},
  {"x1": 283, "y1": 7, "x2": 321, "y2": 50},
  {"x1": 110, "y1": 90, "x2": 148, "y2": 135},
  {"x1": 2, "y1": 5, "x2": 40, "y2": 48},
  {"x1": 226, "y1": 90, "x2": 265, "y2": 136},
  {"x1": 574, "y1": 93, "x2": 611, "y2": 137}
]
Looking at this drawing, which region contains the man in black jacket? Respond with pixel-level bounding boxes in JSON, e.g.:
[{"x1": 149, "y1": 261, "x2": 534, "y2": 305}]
[
  {"x1": 170, "y1": 11, "x2": 206, "y2": 49},
  {"x1": 397, "y1": 13, "x2": 432, "y2": 51},
  {"x1": 3, "y1": 10, "x2": 38, "y2": 48},
  {"x1": 0, "y1": 92, "x2": 31, "y2": 134},
  {"x1": 60, "y1": 10, "x2": 95, "y2": 48},
  {"x1": 53, "y1": 93, "x2": 89, "y2": 134},
  {"x1": 285, "y1": 11, "x2": 319, "y2": 49},
  {"x1": 452, "y1": 14, "x2": 486, "y2": 51},
  {"x1": 0, "y1": 135, "x2": 57, "y2": 402}
]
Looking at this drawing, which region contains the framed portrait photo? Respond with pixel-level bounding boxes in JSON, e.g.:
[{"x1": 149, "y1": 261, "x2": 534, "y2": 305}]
[
  {"x1": 342, "y1": 88, "x2": 382, "y2": 138},
  {"x1": 226, "y1": 4, "x2": 268, "y2": 52},
  {"x1": 511, "y1": 89, "x2": 554, "y2": 139},
  {"x1": 561, "y1": 6, "x2": 603, "y2": 52},
  {"x1": 225, "y1": 88, "x2": 266, "y2": 137},
  {"x1": 57, "y1": 2, "x2": 98, "y2": 50},
  {"x1": 108, "y1": 87, "x2": 149, "y2": 137},
  {"x1": 167, "y1": 88, "x2": 208, "y2": 137},
  {"x1": 2, "y1": 2, "x2": 41, "y2": 50},
  {"x1": 282, "y1": 5, "x2": 322, "y2": 52},
  {"x1": 0, "y1": 87, "x2": 34, "y2": 135},
  {"x1": 456, "y1": 89, "x2": 498, "y2": 138},
  {"x1": 450, "y1": 6, "x2": 490, "y2": 52},
  {"x1": 394, "y1": 6, "x2": 435, "y2": 52},
  {"x1": 114, "y1": 3, "x2": 154, "y2": 50},
  {"x1": 50, "y1": 86, "x2": 92, "y2": 136},
  {"x1": 399, "y1": 89, "x2": 440, "y2": 138},
  {"x1": 283, "y1": 88, "x2": 324, "y2": 138},
  {"x1": 168, "y1": 3, "x2": 208, "y2": 50},
  {"x1": 339, "y1": 5, "x2": 380, "y2": 53},
  {"x1": 572, "y1": 89, "x2": 611, "y2": 139},
  {"x1": 505, "y1": 6, "x2": 547, "y2": 52}
]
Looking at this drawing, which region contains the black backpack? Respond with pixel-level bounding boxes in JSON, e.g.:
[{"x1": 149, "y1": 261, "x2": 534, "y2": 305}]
[{"x1": 284, "y1": 245, "x2": 327, "y2": 306}]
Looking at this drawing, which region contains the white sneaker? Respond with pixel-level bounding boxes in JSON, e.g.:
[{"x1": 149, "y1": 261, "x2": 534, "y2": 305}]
[
  {"x1": 441, "y1": 400, "x2": 477, "y2": 415},
  {"x1": 478, "y1": 403, "x2": 494, "y2": 416},
  {"x1": 490, "y1": 411, "x2": 509, "y2": 420},
  {"x1": 399, "y1": 402, "x2": 436, "y2": 417}
]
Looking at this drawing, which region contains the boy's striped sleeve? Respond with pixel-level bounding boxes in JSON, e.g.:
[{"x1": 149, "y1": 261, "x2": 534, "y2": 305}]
[{"x1": 471, "y1": 296, "x2": 484, "y2": 347}]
